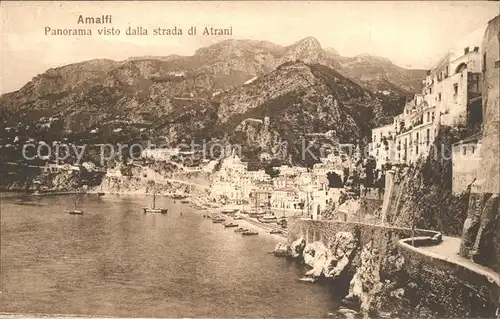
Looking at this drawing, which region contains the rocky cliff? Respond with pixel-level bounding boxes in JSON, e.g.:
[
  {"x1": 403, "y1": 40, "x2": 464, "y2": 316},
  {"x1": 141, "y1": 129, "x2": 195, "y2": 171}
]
[
  {"x1": 384, "y1": 127, "x2": 471, "y2": 237},
  {"x1": 1, "y1": 58, "x2": 410, "y2": 167},
  {"x1": 278, "y1": 220, "x2": 500, "y2": 318},
  {"x1": 0, "y1": 37, "x2": 422, "y2": 132}
]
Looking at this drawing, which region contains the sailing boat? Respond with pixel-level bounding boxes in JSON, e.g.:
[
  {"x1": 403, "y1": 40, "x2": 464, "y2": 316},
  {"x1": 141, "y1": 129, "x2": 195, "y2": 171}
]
[
  {"x1": 67, "y1": 191, "x2": 84, "y2": 215},
  {"x1": 97, "y1": 183, "x2": 105, "y2": 197},
  {"x1": 143, "y1": 192, "x2": 168, "y2": 214},
  {"x1": 143, "y1": 181, "x2": 168, "y2": 214}
]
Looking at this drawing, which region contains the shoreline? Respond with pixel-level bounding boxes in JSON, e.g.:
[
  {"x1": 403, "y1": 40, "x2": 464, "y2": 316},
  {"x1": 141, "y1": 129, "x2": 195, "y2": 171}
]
[
  {"x1": 1, "y1": 190, "x2": 287, "y2": 241},
  {"x1": 204, "y1": 206, "x2": 288, "y2": 240},
  {"x1": 0, "y1": 190, "x2": 192, "y2": 198}
]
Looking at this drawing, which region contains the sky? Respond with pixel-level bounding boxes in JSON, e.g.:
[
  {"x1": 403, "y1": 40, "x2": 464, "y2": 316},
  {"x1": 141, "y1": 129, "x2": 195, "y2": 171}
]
[{"x1": 1, "y1": 1, "x2": 498, "y2": 94}]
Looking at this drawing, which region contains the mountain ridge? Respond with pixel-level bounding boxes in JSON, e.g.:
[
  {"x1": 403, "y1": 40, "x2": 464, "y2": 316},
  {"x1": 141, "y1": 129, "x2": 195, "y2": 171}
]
[
  {"x1": 1, "y1": 36, "x2": 426, "y2": 100},
  {"x1": 0, "y1": 36, "x2": 419, "y2": 165}
]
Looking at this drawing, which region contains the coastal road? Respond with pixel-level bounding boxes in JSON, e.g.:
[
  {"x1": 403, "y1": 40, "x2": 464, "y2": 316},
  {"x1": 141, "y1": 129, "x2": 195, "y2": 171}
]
[
  {"x1": 130, "y1": 163, "x2": 210, "y2": 190},
  {"x1": 416, "y1": 236, "x2": 500, "y2": 284},
  {"x1": 159, "y1": 177, "x2": 210, "y2": 190}
]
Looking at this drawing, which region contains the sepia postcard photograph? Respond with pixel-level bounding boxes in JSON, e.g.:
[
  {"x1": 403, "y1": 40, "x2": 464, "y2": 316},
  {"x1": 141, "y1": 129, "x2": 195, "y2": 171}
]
[{"x1": 0, "y1": 1, "x2": 499, "y2": 318}]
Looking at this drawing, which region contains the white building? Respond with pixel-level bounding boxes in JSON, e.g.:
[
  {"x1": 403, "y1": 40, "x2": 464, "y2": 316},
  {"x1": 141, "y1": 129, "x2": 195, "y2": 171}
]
[
  {"x1": 142, "y1": 147, "x2": 180, "y2": 161},
  {"x1": 271, "y1": 187, "x2": 302, "y2": 217},
  {"x1": 369, "y1": 36, "x2": 483, "y2": 168},
  {"x1": 369, "y1": 124, "x2": 396, "y2": 170}
]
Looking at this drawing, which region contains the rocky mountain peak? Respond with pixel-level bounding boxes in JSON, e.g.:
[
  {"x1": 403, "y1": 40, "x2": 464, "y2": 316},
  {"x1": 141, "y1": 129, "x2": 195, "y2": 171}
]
[
  {"x1": 282, "y1": 36, "x2": 325, "y2": 64},
  {"x1": 324, "y1": 47, "x2": 340, "y2": 56},
  {"x1": 194, "y1": 39, "x2": 284, "y2": 60},
  {"x1": 355, "y1": 53, "x2": 392, "y2": 64},
  {"x1": 288, "y1": 36, "x2": 323, "y2": 52}
]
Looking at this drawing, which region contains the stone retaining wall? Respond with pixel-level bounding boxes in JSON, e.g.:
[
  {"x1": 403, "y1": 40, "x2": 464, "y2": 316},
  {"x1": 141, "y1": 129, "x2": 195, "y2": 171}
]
[
  {"x1": 399, "y1": 237, "x2": 500, "y2": 317},
  {"x1": 287, "y1": 219, "x2": 500, "y2": 318}
]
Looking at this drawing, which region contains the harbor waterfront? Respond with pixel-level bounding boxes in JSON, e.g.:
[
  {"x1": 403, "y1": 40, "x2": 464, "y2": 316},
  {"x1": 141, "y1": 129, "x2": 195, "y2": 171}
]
[
  {"x1": 1, "y1": 2, "x2": 499, "y2": 318},
  {"x1": 0, "y1": 194, "x2": 342, "y2": 318}
]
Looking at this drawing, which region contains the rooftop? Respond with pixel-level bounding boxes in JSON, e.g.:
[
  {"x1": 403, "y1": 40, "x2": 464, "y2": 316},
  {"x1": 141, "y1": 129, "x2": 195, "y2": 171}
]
[{"x1": 452, "y1": 132, "x2": 482, "y2": 145}]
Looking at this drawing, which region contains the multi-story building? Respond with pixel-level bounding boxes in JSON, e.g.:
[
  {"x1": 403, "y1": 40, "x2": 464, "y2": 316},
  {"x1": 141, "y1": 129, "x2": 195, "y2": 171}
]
[
  {"x1": 210, "y1": 153, "x2": 249, "y2": 203},
  {"x1": 271, "y1": 187, "x2": 303, "y2": 217},
  {"x1": 452, "y1": 133, "x2": 482, "y2": 194},
  {"x1": 250, "y1": 180, "x2": 273, "y2": 212},
  {"x1": 370, "y1": 31, "x2": 483, "y2": 168},
  {"x1": 369, "y1": 123, "x2": 396, "y2": 169},
  {"x1": 394, "y1": 97, "x2": 439, "y2": 164},
  {"x1": 423, "y1": 45, "x2": 482, "y2": 129},
  {"x1": 142, "y1": 147, "x2": 180, "y2": 161}
]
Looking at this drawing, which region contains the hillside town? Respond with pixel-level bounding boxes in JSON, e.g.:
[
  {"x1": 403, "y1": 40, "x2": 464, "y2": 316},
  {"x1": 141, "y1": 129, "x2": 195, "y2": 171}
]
[{"x1": 0, "y1": 2, "x2": 499, "y2": 318}]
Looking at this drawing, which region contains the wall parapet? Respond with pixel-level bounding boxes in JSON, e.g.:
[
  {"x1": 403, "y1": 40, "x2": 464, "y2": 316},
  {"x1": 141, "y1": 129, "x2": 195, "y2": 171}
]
[{"x1": 287, "y1": 218, "x2": 500, "y2": 318}]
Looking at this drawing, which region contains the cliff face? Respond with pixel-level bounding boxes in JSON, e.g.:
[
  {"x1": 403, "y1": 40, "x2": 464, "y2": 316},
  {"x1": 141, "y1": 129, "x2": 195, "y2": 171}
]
[
  {"x1": 479, "y1": 15, "x2": 500, "y2": 195},
  {"x1": 0, "y1": 167, "x2": 105, "y2": 193},
  {"x1": 384, "y1": 127, "x2": 471, "y2": 237},
  {"x1": 217, "y1": 61, "x2": 381, "y2": 161},
  {"x1": 281, "y1": 220, "x2": 500, "y2": 318}
]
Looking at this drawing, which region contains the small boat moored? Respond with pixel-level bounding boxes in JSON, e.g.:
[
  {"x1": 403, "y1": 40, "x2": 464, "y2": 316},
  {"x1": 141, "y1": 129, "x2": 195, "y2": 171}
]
[
  {"x1": 67, "y1": 209, "x2": 83, "y2": 215},
  {"x1": 258, "y1": 214, "x2": 278, "y2": 224},
  {"x1": 67, "y1": 189, "x2": 85, "y2": 215},
  {"x1": 234, "y1": 227, "x2": 249, "y2": 233},
  {"x1": 224, "y1": 222, "x2": 239, "y2": 228},
  {"x1": 269, "y1": 229, "x2": 282, "y2": 234},
  {"x1": 242, "y1": 230, "x2": 258, "y2": 236},
  {"x1": 143, "y1": 207, "x2": 168, "y2": 214},
  {"x1": 298, "y1": 276, "x2": 317, "y2": 283},
  {"x1": 143, "y1": 192, "x2": 168, "y2": 214}
]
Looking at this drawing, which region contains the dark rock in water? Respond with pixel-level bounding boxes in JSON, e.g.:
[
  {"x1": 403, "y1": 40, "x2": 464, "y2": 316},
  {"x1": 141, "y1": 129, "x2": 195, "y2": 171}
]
[
  {"x1": 287, "y1": 237, "x2": 306, "y2": 258},
  {"x1": 341, "y1": 296, "x2": 361, "y2": 313},
  {"x1": 274, "y1": 242, "x2": 288, "y2": 257},
  {"x1": 337, "y1": 307, "x2": 358, "y2": 319},
  {"x1": 303, "y1": 241, "x2": 329, "y2": 278}
]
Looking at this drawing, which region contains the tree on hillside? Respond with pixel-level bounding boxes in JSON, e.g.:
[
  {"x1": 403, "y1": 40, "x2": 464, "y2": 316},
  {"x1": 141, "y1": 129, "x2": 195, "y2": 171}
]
[
  {"x1": 264, "y1": 165, "x2": 280, "y2": 178},
  {"x1": 327, "y1": 171, "x2": 343, "y2": 188}
]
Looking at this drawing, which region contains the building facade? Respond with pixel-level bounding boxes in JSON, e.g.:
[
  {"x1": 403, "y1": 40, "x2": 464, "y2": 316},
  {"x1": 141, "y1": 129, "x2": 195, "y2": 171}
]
[
  {"x1": 452, "y1": 134, "x2": 482, "y2": 194},
  {"x1": 369, "y1": 35, "x2": 483, "y2": 168}
]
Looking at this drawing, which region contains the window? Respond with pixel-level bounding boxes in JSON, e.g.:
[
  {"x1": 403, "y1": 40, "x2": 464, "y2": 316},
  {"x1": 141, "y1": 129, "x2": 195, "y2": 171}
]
[
  {"x1": 463, "y1": 147, "x2": 467, "y2": 155},
  {"x1": 473, "y1": 47, "x2": 479, "y2": 52},
  {"x1": 483, "y1": 53, "x2": 487, "y2": 72},
  {"x1": 427, "y1": 112, "x2": 430, "y2": 122},
  {"x1": 472, "y1": 147, "x2": 475, "y2": 154},
  {"x1": 464, "y1": 47, "x2": 469, "y2": 54},
  {"x1": 454, "y1": 83, "x2": 458, "y2": 95},
  {"x1": 438, "y1": 93, "x2": 442, "y2": 101}
]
